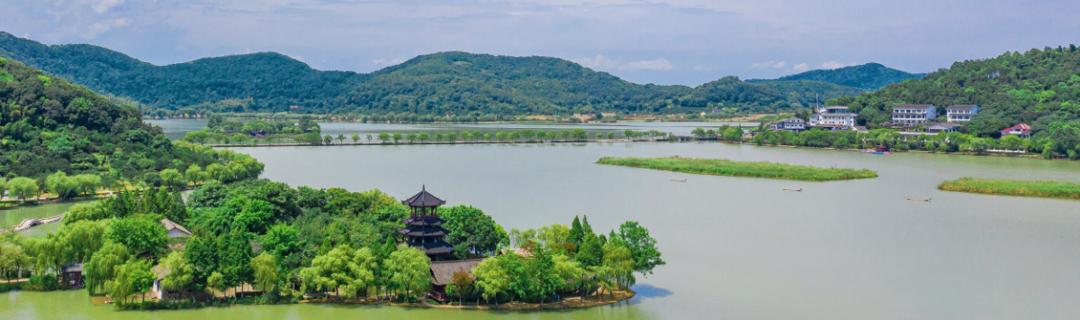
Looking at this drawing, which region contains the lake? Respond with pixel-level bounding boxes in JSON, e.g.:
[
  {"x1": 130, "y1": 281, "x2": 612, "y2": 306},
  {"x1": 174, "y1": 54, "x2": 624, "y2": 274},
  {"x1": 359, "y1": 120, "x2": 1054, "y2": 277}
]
[
  {"x1": 5, "y1": 130, "x2": 1080, "y2": 319},
  {"x1": 146, "y1": 119, "x2": 757, "y2": 139}
]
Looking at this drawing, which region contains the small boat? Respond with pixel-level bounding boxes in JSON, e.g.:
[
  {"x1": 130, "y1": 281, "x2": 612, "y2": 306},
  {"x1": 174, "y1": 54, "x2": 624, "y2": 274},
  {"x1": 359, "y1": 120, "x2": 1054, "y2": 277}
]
[
  {"x1": 670, "y1": 178, "x2": 687, "y2": 183},
  {"x1": 906, "y1": 197, "x2": 932, "y2": 202},
  {"x1": 782, "y1": 187, "x2": 803, "y2": 192}
]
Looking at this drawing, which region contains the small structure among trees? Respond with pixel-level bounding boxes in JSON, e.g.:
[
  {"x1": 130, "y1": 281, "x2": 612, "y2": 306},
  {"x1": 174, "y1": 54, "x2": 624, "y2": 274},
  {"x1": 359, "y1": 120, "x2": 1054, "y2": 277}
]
[{"x1": 400, "y1": 186, "x2": 454, "y2": 260}]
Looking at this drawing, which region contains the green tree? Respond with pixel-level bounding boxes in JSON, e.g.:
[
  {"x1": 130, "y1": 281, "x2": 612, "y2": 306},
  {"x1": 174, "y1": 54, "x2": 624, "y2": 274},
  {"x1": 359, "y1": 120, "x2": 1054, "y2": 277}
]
[
  {"x1": 84, "y1": 241, "x2": 129, "y2": 294},
  {"x1": 46, "y1": 171, "x2": 79, "y2": 200},
  {"x1": 601, "y1": 239, "x2": 634, "y2": 290},
  {"x1": 185, "y1": 164, "x2": 207, "y2": 186},
  {"x1": 440, "y1": 205, "x2": 508, "y2": 258},
  {"x1": 473, "y1": 255, "x2": 510, "y2": 304},
  {"x1": 160, "y1": 250, "x2": 196, "y2": 300},
  {"x1": 73, "y1": 174, "x2": 102, "y2": 197},
  {"x1": 106, "y1": 217, "x2": 168, "y2": 258},
  {"x1": 250, "y1": 252, "x2": 280, "y2": 294},
  {"x1": 206, "y1": 271, "x2": 227, "y2": 297},
  {"x1": 384, "y1": 244, "x2": 430, "y2": 301},
  {"x1": 446, "y1": 271, "x2": 475, "y2": 304},
  {"x1": 159, "y1": 168, "x2": 187, "y2": 190},
  {"x1": 107, "y1": 259, "x2": 155, "y2": 304},
  {"x1": 614, "y1": 221, "x2": 665, "y2": 275}
]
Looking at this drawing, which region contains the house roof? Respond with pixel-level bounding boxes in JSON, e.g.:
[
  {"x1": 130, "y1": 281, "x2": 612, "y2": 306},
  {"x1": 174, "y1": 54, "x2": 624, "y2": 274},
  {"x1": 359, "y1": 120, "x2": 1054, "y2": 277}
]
[
  {"x1": 403, "y1": 186, "x2": 446, "y2": 208},
  {"x1": 62, "y1": 263, "x2": 83, "y2": 273},
  {"x1": 946, "y1": 104, "x2": 979, "y2": 111},
  {"x1": 1000, "y1": 123, "x2": 1032, "y2": 133},
  {"x1": 430, "y1": 258, "x2": 485, "y2": 286},
  {"x1": 160, "y1": 218, "x2": 192, "y2": 236},
  {"x1": 894, "y1": 104, "x2": 935, "y2": 110}
]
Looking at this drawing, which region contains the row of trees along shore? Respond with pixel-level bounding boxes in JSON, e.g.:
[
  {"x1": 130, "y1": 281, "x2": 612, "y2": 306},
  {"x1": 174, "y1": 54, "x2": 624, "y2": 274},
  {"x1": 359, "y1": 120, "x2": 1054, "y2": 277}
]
[
  {"x1": 691, "y1": 123, "x2": 1080, "y2": 159},
  {"x1": 1, "y1": 143, "x2": 263, "y2": 205},
  {"x1": 185, "y1": 125, "x2": 671, "y2": 146},
  {"x1": 0, "y1": 178, "x2": 664, "y2": 309}
]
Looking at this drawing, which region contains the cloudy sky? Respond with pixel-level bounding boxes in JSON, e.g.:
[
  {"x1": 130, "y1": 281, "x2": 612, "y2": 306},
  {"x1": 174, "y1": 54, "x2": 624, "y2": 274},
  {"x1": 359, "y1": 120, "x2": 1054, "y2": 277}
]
[{"x1": 3, "y1": 0, "x2": 1078, "y2": 85}]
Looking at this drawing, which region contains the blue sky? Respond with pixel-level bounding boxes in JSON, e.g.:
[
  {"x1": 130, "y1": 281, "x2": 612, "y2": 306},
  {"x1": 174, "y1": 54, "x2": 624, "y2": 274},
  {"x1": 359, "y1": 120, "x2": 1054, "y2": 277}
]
[{"x1": 3, "y1": 0, "x2": 1078, "y2": 85}]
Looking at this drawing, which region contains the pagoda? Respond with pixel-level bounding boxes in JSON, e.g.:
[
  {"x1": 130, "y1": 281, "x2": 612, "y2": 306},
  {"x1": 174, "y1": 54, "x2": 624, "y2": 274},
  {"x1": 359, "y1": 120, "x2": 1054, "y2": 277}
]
[{"x1": 400, "y1": 186, "x2": 453, "y2": 260}]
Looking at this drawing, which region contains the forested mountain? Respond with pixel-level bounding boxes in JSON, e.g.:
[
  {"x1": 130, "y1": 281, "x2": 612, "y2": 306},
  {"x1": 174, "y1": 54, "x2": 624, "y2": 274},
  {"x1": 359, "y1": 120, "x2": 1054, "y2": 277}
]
[
  {"x1": 833, "y1": 45, "x2": 1080, "y2": 137},
  {"x1": 0, "y1": 57, "x2": 256, "y2": 180},
  {"x1": 0, "y1": 32, "x2": 364, "y2": 113},
  {"x1": 772, "y1": 63, "x2": 924, "y2": 90},
  {"x1": 0, "y1": 32, "x2": 861, "y2": 115}
]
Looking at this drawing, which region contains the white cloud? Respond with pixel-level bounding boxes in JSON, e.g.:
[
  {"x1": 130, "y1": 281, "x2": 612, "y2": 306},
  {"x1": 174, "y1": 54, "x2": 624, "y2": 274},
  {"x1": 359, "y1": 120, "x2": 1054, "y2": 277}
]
[
  {"x1": 90, "y1": 0, "x2": 125, "y2": 14},
  {"x1": 622, "y1": 58, "x2": 673, "y2": 71},
  {"x1": 85, "y1": 18, "x2": 130, "y2": 38},
  {"x1": 791, "y1": 63, "x2": 809, "y2": 72},
  {"x1": 751, "y1": 60, "x2": 786, "y2": 69},
  {"x1": 372, "y1": 57, "x2": 407, "y2": 68},
  {"x1": 819, "y1": 61, "x2": 850, "y2": 69},
  {"x1": 574, "y1": 54, "x2": 672, "y2": 71}
]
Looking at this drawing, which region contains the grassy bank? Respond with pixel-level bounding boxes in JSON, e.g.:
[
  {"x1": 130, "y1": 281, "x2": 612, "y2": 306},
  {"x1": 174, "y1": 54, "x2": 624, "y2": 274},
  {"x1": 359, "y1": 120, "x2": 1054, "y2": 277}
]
[
  {"x1": 596, "y1": 156, "x2": 878, "y2": 181},
  {"x1": 938, "y1": 177, "x2": 1080, "y2": 200}
]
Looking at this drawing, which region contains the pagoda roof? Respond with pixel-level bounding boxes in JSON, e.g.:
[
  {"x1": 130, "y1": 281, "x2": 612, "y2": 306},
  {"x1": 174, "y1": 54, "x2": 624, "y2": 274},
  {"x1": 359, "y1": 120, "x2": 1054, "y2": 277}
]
[{"x1": 404, "y1": 185, "x2": 446, "y2": 207}]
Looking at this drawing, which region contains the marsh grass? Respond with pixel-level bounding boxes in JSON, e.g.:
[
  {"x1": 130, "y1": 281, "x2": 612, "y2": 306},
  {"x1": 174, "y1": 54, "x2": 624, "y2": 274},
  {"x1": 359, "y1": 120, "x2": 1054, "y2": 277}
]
[
  {"x1": 938, "y1": 177, "x2": 1080, "y2": 200},
  {"x1": 596, "y1": 156, "x2": 878, "y2": 182}
]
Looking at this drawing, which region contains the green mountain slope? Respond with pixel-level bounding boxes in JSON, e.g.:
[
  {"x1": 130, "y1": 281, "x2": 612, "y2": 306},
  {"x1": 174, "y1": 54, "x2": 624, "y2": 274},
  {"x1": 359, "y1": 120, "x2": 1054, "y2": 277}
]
[
  {"x1": 348, "y1": 51, "x2": 685, "y2": 115},
  {"x1": 0, "y1": 57, "x2": 257, "y2": 179},
  {"x1": 0, "y1": 32, "x2": 861, "y2": 115},
  {"x1": 835, "y1": 46, "x2": 1080, "y2": 136},
  {"x1": 774, "y1": 63, "x2": 924, "y2": 90},
  {"x1": 0, "y1": 32, "x2": 364, "y2": 113}
]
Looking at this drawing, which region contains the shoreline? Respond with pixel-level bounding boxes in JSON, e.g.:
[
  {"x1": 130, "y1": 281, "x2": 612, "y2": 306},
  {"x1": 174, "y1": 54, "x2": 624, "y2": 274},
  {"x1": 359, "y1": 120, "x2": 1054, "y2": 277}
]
[{"x1": 202, "y1": 138, "x2": 1055, "y2": 161}]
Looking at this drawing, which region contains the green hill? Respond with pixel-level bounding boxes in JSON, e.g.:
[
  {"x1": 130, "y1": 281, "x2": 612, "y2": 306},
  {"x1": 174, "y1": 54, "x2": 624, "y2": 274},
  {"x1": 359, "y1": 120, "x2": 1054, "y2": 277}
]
[
  {"x1": 774, "y1": 63, "x2": 924, "y2": 90},
  {"x1": 0, "y1": 32, "x2": 363, "y2": 113},
  {"x1": 835, "y1": 46, "x2": 1080, "y2": 137},
  {"x1": 0, "y1": 57, "x2": 260, "y2": 181},
  {"x1": 0, "y1": 32, "x2": 861, "y2": 115}
]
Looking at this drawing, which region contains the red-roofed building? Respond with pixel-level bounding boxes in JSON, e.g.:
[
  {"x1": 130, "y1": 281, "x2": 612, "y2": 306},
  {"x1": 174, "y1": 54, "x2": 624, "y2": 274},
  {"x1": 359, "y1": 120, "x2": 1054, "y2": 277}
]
[{"x1": 1000, "y1": 123, "x2": 1031, "y2": 137}]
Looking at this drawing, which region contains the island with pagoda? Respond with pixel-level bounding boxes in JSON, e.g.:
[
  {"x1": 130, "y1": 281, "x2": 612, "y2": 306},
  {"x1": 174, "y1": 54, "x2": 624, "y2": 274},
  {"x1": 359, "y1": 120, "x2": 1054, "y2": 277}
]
[
  {"x1": 6, "y1": 179, "x2": 662, "y2": 311},
  {"x1": 388, "y1": 185, "x2": 659, "y2": 307}
]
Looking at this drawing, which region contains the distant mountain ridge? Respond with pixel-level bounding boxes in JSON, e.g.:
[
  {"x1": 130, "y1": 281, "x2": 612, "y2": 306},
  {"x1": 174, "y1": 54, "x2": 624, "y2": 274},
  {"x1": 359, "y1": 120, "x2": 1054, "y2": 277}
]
[
  {"x1": 772, "y1": 63, "x2": 925, "y2": 90},
  {"x1": 0, "y1": 31, "x2": 914, "y2": 115}
]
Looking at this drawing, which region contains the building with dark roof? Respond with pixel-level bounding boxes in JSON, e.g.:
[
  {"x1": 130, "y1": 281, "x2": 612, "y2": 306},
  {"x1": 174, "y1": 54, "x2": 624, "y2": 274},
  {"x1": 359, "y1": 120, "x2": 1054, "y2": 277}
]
[
  {"x1": 401, "y1": 186, "x2": 454, "y2": 260},
  {"x1": 946, "y1": 104, "x2": 980, "y2": 123}
]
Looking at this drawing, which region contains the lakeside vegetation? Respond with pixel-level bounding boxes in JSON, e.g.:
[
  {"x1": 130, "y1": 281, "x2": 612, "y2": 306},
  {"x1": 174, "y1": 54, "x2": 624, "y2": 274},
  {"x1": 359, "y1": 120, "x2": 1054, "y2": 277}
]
[
  {"x1": 938, "y1": 177, "x2": 1080, "y2": 200},
  {"x1": 596, "y1": 156, "x2": 878, "y2": 181},
  {"x1": 184, "y1": 125, "x2": 672, "y2": 146},
  {"x1": 0, "y1": 179, "x2": 664, "y2": 310},
  {"x1": 0, "y1": 58, "x2": 262, "y2": 210},
  {"x1": 683, "y1": 122, "x2": 1080, "y2": 160}
]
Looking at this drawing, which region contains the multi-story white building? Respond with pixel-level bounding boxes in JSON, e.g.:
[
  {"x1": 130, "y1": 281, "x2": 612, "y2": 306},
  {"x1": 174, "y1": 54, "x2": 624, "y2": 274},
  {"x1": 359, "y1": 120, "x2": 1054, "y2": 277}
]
[
  {"x1": 809, "y1": 106, "x2": 856, "y2": 129},
  {"x1": 891, "y1": 104, "x2": 937, "y2": 126},
  {"x1": 772, "y1": 118, "x2": 806, "y2": 131},
  {"x1": 945, "y1": 104, "x2": 979, "y2": 122}
]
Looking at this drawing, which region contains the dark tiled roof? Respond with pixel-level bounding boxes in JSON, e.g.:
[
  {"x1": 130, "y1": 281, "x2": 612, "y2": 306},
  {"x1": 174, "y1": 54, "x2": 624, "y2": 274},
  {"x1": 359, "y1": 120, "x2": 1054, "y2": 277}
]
[
  {"x1": 430, "y1": 259, "x2": 485, "y2": 286},
  {"x1": 403, "y1": 186, "x2": 446, "y2": 208},
  {"x1": 894, "y1": 104, "x2": 934, "y2": 109},
  {"x1": 946, "y1": 104, "x2": 979, "y2": 110}
]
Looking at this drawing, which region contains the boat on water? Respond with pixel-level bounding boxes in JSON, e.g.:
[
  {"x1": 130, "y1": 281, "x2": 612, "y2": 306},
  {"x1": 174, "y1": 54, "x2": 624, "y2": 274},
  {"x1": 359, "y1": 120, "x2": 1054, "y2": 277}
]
[
  {"x1": 670, "y1": 178, "x2": 687, "y2": 182},
  {"x1": 782, "y1": 187, "x2": 803, "y2": 192}
]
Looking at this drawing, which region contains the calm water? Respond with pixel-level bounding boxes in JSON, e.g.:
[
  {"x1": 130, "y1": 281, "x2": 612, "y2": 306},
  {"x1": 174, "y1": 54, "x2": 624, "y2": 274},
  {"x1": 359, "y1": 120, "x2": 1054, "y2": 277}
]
[
  {"x1": 1, "y1": 201, "x2": 86, "y2": 237},
  {"x1": 5, "y1": 141, "x2": 1080, "y2": 319},
  {"x1": 147, "y1": 119, "x2": 756, "y2": 139}
]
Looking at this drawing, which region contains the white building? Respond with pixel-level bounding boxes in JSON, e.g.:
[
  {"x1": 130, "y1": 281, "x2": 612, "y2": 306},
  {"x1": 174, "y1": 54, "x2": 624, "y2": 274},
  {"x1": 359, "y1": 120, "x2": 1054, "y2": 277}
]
[
  {"x1": 892, "y1": 104, "x2": 937, "y2": 126},
  {"x1": 809, "y1": 106, "x2": 857, "y2": 129},
  {"x1": 946, "y1": 104, "x2": 979, "y2": 122},
  {"x1": 772, "y1": 118, "x2": 806, "y2": 131}
]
